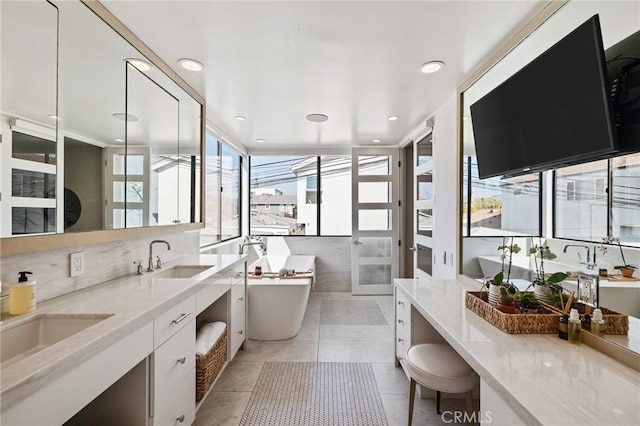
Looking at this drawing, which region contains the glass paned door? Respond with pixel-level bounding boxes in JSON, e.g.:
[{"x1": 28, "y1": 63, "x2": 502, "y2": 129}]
[{"x1": 351, "y1": 148, "x2": 399, "y2": 295}]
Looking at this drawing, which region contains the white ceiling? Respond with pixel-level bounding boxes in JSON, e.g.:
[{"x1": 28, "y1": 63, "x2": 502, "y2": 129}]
[{"x1": 102, "y1": 0, "x2": 547, "y2": 150}]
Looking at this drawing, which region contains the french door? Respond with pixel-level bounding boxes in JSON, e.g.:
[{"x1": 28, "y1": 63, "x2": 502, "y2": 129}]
[{"x1": 351, "y1": 148, "x2": 400, "y2": 295}]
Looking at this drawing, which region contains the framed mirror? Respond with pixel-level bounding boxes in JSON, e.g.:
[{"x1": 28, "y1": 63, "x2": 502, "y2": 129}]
[
  {"x1": 459, "y1": 0, "x2": 640, "y2": 356},
  {"x1": 1, "y1": 0, "x2": 204, "y2": 252}
]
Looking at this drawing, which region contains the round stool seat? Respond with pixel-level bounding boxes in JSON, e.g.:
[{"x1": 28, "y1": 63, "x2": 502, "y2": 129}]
[{"x1": 406, "y1": 344, "x2": 477, "y2": 393}]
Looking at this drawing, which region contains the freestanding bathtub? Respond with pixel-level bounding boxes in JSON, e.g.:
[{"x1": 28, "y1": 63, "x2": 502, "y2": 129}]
[{"x1": 247, "y1": 255, "x2": 315, "y2": 340}]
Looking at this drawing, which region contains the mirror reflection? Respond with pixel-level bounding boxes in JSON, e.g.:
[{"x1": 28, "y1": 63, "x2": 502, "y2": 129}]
[
  {"x1": 461, "y1": 1, "x2": 640, "y2": 354},
  {"x1": 1, "y1": 0, "x2": 202, "y2": 238}
]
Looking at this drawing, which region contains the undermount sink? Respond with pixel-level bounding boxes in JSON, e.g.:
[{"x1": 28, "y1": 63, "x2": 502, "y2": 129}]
[
  {"x1": 1, "y1": 314, "x2": 112, "y2": 367},
  {"x1": 151, "y1": 265, "x2": 211, "y2": 279}
]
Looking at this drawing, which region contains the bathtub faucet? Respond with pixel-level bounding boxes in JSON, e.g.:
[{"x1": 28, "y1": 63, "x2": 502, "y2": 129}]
[{"x1": 239, "y1": 239, "x2": 267, "y2": 255}]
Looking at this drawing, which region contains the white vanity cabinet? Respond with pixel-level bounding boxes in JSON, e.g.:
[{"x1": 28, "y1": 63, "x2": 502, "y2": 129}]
[
  {"x1": 151, "y1": 295, "x2": 196, "y2": 426},
  {"x1": 229, "y1": 262, "x2": 246, "y2": 359},
  {"x1": 394, "y1": 286, "x2": 411, "y2": 372}
]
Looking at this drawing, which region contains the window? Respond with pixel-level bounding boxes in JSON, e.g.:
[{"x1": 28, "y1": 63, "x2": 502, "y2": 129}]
[
  {"x1": 249, "y1": 155, "x2": 352, "y2": 236},
  {"x1": 462, "y1": 156, "x2": 540, "y2": 237},
  {"x1": 554, "y1": 160, "x2": 608, "y2": 242},
  {"x1": 201, "y1": 133, "x2": 242, "y2": 247},
  {"x1": 612, "y1": 153, "x2": 640, "y2": 245}
]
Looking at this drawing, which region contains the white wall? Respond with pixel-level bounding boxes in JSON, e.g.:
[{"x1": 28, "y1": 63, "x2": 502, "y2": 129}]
[{"x1": 432, "y1": 94, "x2": 458, "y2": 279}]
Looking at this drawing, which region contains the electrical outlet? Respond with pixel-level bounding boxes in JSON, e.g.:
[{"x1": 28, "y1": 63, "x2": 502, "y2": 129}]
[{"x1": 70, "y1": 252, "x2": 85, "y2": 277}]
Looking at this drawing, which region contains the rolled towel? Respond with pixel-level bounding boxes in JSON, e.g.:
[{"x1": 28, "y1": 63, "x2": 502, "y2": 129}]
[{"x1": 196, "y1": 321, "x2": 226, "y2": 356}]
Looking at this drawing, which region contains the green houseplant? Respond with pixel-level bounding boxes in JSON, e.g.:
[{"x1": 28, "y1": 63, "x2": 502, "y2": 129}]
[
  {"x1": 496, "y1": 286, "x2": 517, "y2": 314},
  {"x1": 516, "y1": 292, "x2": 541, "y2": 314},
  {"x1": 528, "y1": 238, "x2": 567, "y2": 303},
  {"x1": 484, "y1": 240, "x2": 520, "y2": 306},
  {"x1": 601, "y1": 236, "x2": 636, "y2": 278}
]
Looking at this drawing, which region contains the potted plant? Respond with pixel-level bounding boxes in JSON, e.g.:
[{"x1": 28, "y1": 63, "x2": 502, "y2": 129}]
[
  {"x1": 600, "y1": 237, "x2": 636, "y2": 278},
  {"x1": 496, "y1": 286, "x2": 517, "y2": 314},
  {"x1": 485, "y1": 271, "x2": 518, "y2": 306},
  {"x1": 516, "y1": 292, "x2": 541, "y2": 314},
  {"x1": 529, "y1": 238, "x2": 567, "y2": 303}
]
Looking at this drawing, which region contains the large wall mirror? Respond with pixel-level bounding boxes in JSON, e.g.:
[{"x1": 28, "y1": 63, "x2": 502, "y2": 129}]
[
  {"x1": 460, "y1": 0, "x2": 640, "y2": 356},
  {"x1": 1, "y1": 0, "x2": 203, "y2": 244}
]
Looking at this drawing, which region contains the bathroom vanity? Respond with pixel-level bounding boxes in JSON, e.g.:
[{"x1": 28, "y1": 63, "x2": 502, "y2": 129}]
[
  {"x1": 394, "y1": 277, "x2": 640, "y2": 425},
  {"x1": 0, "y1": 254, "x2": 246, "y2": 425}
]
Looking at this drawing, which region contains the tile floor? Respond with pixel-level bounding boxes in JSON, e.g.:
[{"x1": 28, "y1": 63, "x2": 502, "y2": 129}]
[{"x1": 194, "y1": 292, "x2": 474, "y2": 426}]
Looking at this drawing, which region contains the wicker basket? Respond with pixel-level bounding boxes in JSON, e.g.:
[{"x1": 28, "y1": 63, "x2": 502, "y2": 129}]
[
  {"x1": 465, "y1": 291, "x2": 561, "y2": 334},
  {"x1": 543, "y1": 303, "x2": 629, "y2": 335},
  {"x1": 196, "y1": 325, "x2": 227, "y2": 401}
]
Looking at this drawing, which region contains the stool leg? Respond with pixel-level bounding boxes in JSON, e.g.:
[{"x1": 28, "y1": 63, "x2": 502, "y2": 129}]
[
  {"x1": 408, "y1": 378, "x2": 417, "y2": 426},
  {"x1": 465, "y1": 390, "x2": 474, "y2": 424},
  {"x1": 436, "y1": 391, "x2": 442, "y2": 414}
]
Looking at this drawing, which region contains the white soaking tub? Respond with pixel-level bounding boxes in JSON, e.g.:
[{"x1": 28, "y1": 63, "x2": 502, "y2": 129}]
[{"x1": 247, "y1": 255, "x2": 315, "y2": 340}]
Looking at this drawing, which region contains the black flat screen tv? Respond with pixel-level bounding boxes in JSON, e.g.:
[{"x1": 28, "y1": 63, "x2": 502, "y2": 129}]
[{"x1": 470, "y1": 15, "x2": 617, "y2": 179}]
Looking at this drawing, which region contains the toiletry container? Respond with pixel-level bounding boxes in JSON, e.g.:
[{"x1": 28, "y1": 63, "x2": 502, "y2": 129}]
[
  {"x1": 9, "y1": 271, "x2": 36, "y2": 315},
  {"x1": 558, "y1": 315, "x2": 569, "y2": 340},
  {"x1": 591, "y1": 309, "x2": 605, "y2": 336},
  {"x1": 568, "y1": 308, "x2": 581, "y2": 344}
]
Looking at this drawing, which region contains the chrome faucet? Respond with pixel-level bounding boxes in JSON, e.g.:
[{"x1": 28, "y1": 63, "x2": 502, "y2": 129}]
[
  {"x1": 239, "y1": 237, "x2": 267, "y2": 255},
  {"x1": 563, "y1": 244, "x2": 595, "y2": 269},
  {"x1": 148, "y1": 240, "x2": 171, "y2": 272}
]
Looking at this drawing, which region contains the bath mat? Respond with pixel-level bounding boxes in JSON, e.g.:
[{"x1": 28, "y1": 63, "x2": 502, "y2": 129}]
[
  {"x1": 239, "y1": 362, "x2": 388, "y2": 426},
  {"x1": 320, "y1": 300, "x2": 388, "y2": 325}
]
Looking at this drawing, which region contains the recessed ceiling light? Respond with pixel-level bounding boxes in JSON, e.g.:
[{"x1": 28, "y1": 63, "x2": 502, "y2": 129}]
[
  {"x1": 306, "y1": 113, "x2": 329, "y2": 123},
  {"x1": 178, "y1": 58, "x2": 205, "y2": 72},
  {"x1": 372, "y1": 139, "x2": 381, "y2": 143},
  {"x1": 114, "y1": 138, "x2": 124, "y2": 143},
  {"x1": 387, "y1": 116, "x2": 399, "y2": 121},
  {"x1": 419, "y1": 61, "x2": 445, "y2": 74},
  {"x1": 49, "y1": 115, "x2": 59, "y2": 120},
  {"x1": 125, "y1": 58, "x2": 151, "y2": 72},
  {"x1": 256, "y1": 139, "x2": 265, "y2": 143},
  {"x1": 112, "y1": 113, "x2": 139, "y2": 122},
  {"x1": 235, "y1": 116, "x2": 246, "y2": 121}
]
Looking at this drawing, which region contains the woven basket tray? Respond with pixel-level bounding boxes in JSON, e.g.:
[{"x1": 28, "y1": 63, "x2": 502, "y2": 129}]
[
  {"x1": 543, "y1": 303, "x2": 629, "y2": 335},
  {"x1": 196, "y1": 326, "x2": 227, "y2": 401},
  {"x1": 465, "y1": 291, "x2": 560, "y2": 334}
]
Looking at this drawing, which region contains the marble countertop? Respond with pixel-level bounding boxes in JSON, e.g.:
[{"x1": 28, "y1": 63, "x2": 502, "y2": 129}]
[
  {"x1": 0, "y1": 253, "x2": 246, "y2": 410},
  {"x1": 395, "y1": 277, "x2": 640, "y2": 426}
]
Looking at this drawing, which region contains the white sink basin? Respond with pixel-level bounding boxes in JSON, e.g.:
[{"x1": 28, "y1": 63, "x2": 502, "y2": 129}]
[
  {"x1": 151, "y1": 265, "x2": 211, "y2": 279},
  {"x1": 1, "y1": 314, "x2": 112, "y2": 367}
]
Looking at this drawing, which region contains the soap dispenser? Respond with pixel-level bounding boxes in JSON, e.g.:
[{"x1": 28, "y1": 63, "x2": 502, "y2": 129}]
[
  {"x1": 568, "y1": 308, "x2": 581, "y2": 344},
  {"x1": 9, "y1": 271, "x2": 36, "y2": 315},
  {"x1": 591, "y1": 309, "x2": 605, "y2": 336}
]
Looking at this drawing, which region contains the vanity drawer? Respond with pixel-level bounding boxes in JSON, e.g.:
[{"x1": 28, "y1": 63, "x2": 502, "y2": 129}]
[
  {"x1": 152, "y1": 319, "x2": 195, "y2": 407},
  {"x1": 154, "y1": 295, "x2": 196, "y2": 348},
  {"x1": 152, "y1": 370, "x2": 195, "y2": 426}
]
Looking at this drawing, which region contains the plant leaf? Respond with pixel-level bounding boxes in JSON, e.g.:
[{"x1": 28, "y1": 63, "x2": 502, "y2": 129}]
[
  {"x1": 493, "y1": 271, "x2": 504, "y2": 284},
  {"x1": 547, "y1": 272, "x2": 568, "y2": 283}
]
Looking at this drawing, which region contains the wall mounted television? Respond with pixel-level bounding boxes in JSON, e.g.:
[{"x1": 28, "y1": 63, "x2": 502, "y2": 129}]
[{"x1": 470, "y1": 15, "x2": 618, "y2": 179}]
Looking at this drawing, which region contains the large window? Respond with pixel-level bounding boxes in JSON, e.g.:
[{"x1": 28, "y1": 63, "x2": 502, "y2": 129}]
[
  {"x1": 249, "y1": 155, "x2": 351, "y2": 236},
  {"x1": 462, "y1": 156, "x2": 541, "y2": 237},
  {"x1": 201, "y1": 132, "x2": 241, "y2": 247},
  {"x1": 555, "y1": 153, "x2": 640, "y2": 245}
]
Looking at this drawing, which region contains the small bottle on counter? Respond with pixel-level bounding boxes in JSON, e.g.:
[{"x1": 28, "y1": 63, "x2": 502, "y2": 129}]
[
  {"x1": 558, "y1": 314, "x2": 569, "y2": 340},
  {"x1": 581, "y1": 312, "x2": 591, "y2": 332},
  {"x1": 568, "y1": 308, "x2": 581, "y2": 344},
  {"x1": 591, "y1": 309, "x2": 605, "y2": 336}
]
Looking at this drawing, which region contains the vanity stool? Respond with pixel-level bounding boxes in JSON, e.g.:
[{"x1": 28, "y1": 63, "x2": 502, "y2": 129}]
[{"x1": 406, "y1": 343, "x2": 478, "y2": 425}]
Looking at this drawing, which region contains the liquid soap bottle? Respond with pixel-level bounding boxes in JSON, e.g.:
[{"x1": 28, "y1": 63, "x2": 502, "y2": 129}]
[
  {"x1": 9, "y1": 271, "x2": 36, "y2": 315},
  {"x1": 568, "y1": 308, "x2": 581, "y2": 344},
  {"x1": 591, "y1": 309, "x2": 605, "y2": 336}
]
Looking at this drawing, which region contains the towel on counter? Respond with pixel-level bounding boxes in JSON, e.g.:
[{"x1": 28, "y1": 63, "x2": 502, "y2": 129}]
[{"x1": 196, "y1": 321, "x2": 227, "y2": 356}]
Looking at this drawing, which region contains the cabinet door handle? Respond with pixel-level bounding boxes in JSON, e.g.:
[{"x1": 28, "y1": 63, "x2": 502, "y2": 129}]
[
  {"x1": 397, "y1": 301, "x2": 404, "y2": 306},
  {"x1": 235, "y1": 272, "x2": 245, "y2": 278},
  {"x1": 398, "y1": 356, "x2": 404, "y2": 361},
  {"x1": 398, "y1": 338, "x2": 404, "y2": 343},
  {"x1": 238, "y1": 330, "x2": 244, "y2": 335},
  {"x1": 176, "y1": 415, "x2": 185, "y2": 423},
  {"x1": 237, "y1": 296, "x2": 244, "y2": 301},
  {"x1": 177, "y1": 357, "x2": 186, "y2": 364},
  {"x1": 397, "y1": 319, "x2": 404, "y2": 324},
  {"x1": 172, "y1": 312, "x2": 191, "y2": 324}
]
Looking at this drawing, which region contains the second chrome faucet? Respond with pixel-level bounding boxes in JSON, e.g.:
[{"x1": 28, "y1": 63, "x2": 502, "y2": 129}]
[{"x1": 148, "y1": 240, "x2": 171, "y2": 272}]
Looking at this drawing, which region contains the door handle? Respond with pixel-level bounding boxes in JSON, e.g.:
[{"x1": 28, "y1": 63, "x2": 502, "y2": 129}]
[
  {"x1": 409, "y1": 246, "x2": 417, "y2": 252},
  {"x1": 353, "y1": 240, "x2": 364, "y2": 245}
]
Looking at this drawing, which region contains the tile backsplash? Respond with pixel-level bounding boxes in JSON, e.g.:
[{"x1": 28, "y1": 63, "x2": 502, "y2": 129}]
[{"x1": 1, "y1": 230, "x2": 199, "y2": 309}]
